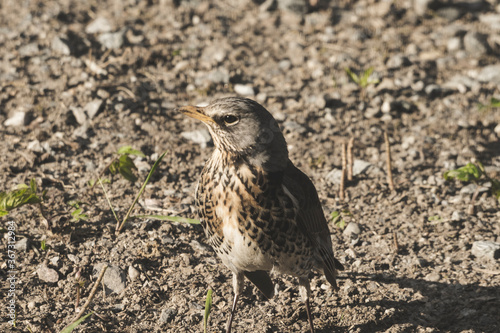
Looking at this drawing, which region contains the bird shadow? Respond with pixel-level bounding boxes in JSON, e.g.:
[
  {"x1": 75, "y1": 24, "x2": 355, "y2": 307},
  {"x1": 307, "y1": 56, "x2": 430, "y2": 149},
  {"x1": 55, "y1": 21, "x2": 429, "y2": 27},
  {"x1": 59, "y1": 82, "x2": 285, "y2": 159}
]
[{"x1": 317, "y1": 272, "x2": 500, "y2": 332}]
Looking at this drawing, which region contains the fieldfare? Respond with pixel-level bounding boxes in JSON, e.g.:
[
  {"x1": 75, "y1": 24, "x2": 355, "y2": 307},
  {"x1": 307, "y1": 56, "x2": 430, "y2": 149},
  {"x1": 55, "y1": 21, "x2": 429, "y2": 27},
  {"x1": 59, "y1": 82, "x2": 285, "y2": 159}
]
[{"x1": 180, "y1": 97, "x2": 344, "y2": 333}]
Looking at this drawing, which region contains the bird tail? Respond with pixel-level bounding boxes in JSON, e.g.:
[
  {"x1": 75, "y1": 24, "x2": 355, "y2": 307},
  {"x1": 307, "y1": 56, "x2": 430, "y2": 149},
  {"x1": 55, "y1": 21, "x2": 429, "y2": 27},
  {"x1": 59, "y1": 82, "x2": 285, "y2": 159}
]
[
  {"x1": 243, "y1": 270, "x2": 275, "y2": 299},
  {"x1": 324, "y1": 258, "x2": 344, "y2": 290}
]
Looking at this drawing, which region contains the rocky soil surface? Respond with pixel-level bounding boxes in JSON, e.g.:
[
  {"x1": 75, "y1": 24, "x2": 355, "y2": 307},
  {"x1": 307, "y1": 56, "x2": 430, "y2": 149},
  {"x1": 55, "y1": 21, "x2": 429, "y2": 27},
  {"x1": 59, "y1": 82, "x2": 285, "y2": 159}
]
[{"x1": 1, "y1": 0, "x2": 500, "y2": 332}]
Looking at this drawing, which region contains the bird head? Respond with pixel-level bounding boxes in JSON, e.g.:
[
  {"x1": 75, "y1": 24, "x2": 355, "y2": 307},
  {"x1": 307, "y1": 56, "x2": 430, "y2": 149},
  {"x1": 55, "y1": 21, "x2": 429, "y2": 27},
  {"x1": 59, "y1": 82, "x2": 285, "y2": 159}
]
[{"x1": 180, "y1": 97, "x2": 289, "y2": 172}]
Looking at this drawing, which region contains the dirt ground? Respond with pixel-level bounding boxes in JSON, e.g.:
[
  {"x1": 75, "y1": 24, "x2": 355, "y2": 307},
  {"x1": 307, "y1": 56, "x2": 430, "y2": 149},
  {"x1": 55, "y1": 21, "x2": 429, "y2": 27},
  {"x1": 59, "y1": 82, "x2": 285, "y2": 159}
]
[{"x1": 1, "y1": 0, "x2": 500, "y2": 332}]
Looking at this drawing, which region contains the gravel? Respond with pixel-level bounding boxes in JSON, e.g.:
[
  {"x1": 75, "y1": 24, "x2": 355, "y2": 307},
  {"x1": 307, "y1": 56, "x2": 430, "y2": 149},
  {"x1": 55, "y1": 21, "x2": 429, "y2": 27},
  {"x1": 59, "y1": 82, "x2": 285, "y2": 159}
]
[{"x1": 1, "y1": 0, "x2": 499, "y2": 332}]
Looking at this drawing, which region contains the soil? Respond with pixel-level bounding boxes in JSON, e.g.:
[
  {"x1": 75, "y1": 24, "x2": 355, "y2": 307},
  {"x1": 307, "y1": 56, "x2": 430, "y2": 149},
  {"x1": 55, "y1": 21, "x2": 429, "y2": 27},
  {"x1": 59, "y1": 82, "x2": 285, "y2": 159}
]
[{"x1": 1, "y1": 0, "x2": 500, "y2": 332}]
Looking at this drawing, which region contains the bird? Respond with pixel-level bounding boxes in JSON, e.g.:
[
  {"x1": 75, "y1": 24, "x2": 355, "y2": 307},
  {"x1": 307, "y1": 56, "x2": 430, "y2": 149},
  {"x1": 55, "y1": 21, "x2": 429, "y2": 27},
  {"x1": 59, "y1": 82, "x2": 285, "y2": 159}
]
[{"x1": 180, "y1": 97, "x2": 344, "y2": 333}]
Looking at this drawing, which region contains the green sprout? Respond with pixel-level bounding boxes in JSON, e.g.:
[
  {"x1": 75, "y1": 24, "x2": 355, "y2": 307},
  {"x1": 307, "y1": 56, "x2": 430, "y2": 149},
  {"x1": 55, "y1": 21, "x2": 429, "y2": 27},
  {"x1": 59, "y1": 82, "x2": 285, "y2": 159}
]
[
  {"x1": 68, "y1": 201, "x2": 89, "y2": 222},
  {"x1": 330, "y1": 210, "x2": 352, "y2": 230},
  {"x1": 108, "y1": 146, "x2": 146, "y2": 182},
  {"x1": 478, "y1": 97, "x2": 500, "y2": 112},
  {"x1": 444, "y1": 162, "x2": 500, "y2": 212},
  {"x1": 41, "y1": 240, "x2": 47, "y2": 251},
  {"x1": 0, "y1": 179, "x2": 45, "y2": 217},
  {"x1": 60, "y1": 312, "x2": 93, "y2": 333},
  {"x1": 90, "y1": 146, "x2": 146, "y2": 186},
  {"x1": 204, "y1": 289, "x2": 213, "y2": 333},
  {"x1": 344, "y1": 67, "x2": 380, "y2": 89}
]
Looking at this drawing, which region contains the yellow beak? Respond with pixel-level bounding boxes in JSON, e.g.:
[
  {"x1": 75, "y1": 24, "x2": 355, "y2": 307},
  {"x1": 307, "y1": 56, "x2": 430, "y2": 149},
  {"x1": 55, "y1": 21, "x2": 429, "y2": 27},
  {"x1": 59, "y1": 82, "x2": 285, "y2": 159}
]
[{"x1": 179, "y1": 105, "x2": 215, "y2": 125}]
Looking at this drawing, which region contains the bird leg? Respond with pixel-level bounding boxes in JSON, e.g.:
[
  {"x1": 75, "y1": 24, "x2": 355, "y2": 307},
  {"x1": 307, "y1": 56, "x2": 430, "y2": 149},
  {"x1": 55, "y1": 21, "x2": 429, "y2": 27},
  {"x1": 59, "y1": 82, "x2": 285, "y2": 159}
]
[
  {"x1": 299, "y1": 277, "x2": 315, "y2": 333},
  {"x1": 226, "y1": 272, "x2": 244, "y2": 333}
]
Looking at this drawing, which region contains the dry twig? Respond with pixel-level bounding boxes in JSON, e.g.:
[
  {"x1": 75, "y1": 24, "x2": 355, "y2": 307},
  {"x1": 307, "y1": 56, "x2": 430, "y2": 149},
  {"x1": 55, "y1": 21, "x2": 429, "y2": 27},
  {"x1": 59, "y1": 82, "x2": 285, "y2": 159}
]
[
  {"x1": 347, "y1": 137, "x2": 354, "y2": 181},
  {"x1": 393, "y1": 231, "x2": 399, "y2": 253},
  {"x1": 384, "y1": 131, "x2": 396, "y2": 192},
  {"x1": 340, "y1": 141, "x2": 347, "y2": 201},
  {"x1": 71, "y1": 264, "x2": 108, "y2": 323}
]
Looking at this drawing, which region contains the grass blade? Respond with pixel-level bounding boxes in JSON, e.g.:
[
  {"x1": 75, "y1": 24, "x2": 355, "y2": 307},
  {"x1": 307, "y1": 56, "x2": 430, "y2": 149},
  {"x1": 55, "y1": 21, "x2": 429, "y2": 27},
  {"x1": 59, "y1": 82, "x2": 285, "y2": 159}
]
[
  {"x1": 60, "y1": 312, "x2": 93, "y2": 333},
  {"x1": 98, "y1": 178, "x2": 120, "y2": 226},
  {"x1": 204, "y1": 289, "x2": 213, "y2": 333},
  {"x1": 116, "y1": 151, "x2": 167, "y2": 233}
]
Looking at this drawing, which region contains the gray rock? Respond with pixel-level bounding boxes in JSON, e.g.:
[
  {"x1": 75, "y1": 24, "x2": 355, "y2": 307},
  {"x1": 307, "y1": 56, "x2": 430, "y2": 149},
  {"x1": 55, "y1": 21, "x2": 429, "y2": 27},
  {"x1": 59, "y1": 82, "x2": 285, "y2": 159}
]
[
  {"x1": 447, "y1": 37, "x2": 462, "y2": 53},
  {"x1": 128, "y1": 266, "x2": 140, "y2": 281},
  {"x1": 37, "y1": 265, "x2": 59, "y2": 283},
  {"x1": 234, "y1": 84, "x2": 255, "y2": 96},
  {"x1": 425, "y1": 84, "x2": 442, "y2": 97},
  {"x1": 364, "y1": 107, "x2": 381, "y2": 119},
  {"x1": 477, "y1": 64, "x2": 500, "y2": 85},
  {"x1": 425, "y1": 272, "x2": 441, "y2": 282},
  {"x1": 4, "y1": 111, "x2": 27, "y2": 127},
  {"x1": 98, "y1": 29, "x2": 125, "y2": 50},
  {"x1": 283, "y1": 120, "x2": 306, "y2": 134},
  {"x1": 277, "y1": 0, "x2": 308, "y2": 15},
  {"x1": 84, "y1": 99, "x2": 104, "y2": 119},
  {"x1": 386, "y1": 54, "x2": 411, "y2": 69},
  {"x1": 94, "y1": 264, "x2": 127, "y2": 294},
  {"x1": 51, "y1": 36, "x2": 71, "y2": 55},
  {"x1": 353, "y1": 159, "x2": 373, "y2": 176},
  {"x1": 343, "y1": 222, "x2": 361, "y2": 237},
  {"x1": 325, "y1": 169, "x2": 342, "y2": 185},
  {"x1": 70, "y1": 106, "x2": 87, "y2": 125},
  {"x1": 159, "y1": 308, "x2": 177, "y2": 323},
  {"x1": 413, "y1": 0, "x2": 433, "y2": 16},
  {"x1": 443, "y1": 75, "x2": 480, "y2": 93},
  {"x1": 200, "y1": 43, "x2": 228, "y2": 68},
  {"x1": 181, "y1": 128, "x2": 212, "y2": 148},
  {"x1": 195, "y1": 67, "x2": 230, "y2": 86},
  {"x1": 436, "y1": 7, "x2": 461, "y2": 21},
  {"x1": 463, "y1": 31, "x2": 489, "y2": 57},
  {"x1": 14, "y1": 237, "x2": 30, "y2": 251},
  {"x1": 49, "y1": 256, "x2": 60, "y2": 266},
  {"x1": 479, "y1": 13, "x2": 500, "y2": 31},
  {"x1": 279, "y1": 59, "x2": 292, "y2": 71},
  {"x1": 451, "y1": 210, "x2": 465, "y2": 221},
  {"x1": 86, "y1": 17, "x2": 113, "y2": 34},
  {"x1": 494, "y1": 123, "x2": 500, "y2": 137},
  {"x1": 471, "y1": 241, "x2": 500, "y2": 260},
  {"x1": 18, "y1": 43, "x2": 38, "y2": 57},
  {"x1": 460, "y1": 183, "x2": 488, "y2": 195}
]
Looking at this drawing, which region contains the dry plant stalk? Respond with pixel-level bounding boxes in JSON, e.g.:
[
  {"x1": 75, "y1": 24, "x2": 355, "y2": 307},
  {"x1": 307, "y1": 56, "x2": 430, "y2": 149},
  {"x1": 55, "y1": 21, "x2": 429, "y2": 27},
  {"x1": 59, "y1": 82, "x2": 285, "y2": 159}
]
[
  {"x1": 393, "y1": 231, "x2": 400, "y2": 253},
  {"x1": 347, "y1": 137, "x2": 354, "y2": 181},
  {"x1": 340, "y1": 141, "x2": 347, "y2": 201},
  {"x1": 384, "y1": 131, "x2": 396, "y2": 192},
  {"x1": 467, "y1": 186, "x2": 481, "y2": 215},
  {"x1": 71, "y1": 264, "x2": 108, "y2": 323}
]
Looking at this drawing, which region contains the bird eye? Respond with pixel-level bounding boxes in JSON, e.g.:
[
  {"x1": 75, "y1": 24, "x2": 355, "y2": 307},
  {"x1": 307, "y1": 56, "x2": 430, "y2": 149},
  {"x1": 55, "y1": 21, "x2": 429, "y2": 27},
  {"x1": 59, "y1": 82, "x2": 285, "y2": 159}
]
[{"x1": 222, "y1": 115, "x2": 239, "y2": 126}]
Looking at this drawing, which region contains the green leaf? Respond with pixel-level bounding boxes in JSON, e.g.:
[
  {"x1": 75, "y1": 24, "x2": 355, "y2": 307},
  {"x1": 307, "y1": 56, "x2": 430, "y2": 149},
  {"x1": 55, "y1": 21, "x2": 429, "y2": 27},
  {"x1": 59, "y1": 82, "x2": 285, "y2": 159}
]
[
  {"x1": 0, "y1": 179, "x2": 42, "y2": 215},
  {"x1": 132, "y1": 214, "x2": 201, "y2": 225},
  {"x1": 117, "y1": 146, "x2": 146, "y2": 157},
  {"x1": 117, "y1": 155, "x2": 138, "y2": 182},
  {"x1": 330, "y1": 211, "x2": 346, "y2": 229},
  {"x1": 204, "y1": 289, "x2": 213, "y2": 333},
  {"x1": 60, "y1": 312, "x2": 93, "y2": 333},
  {"x1": 490, "y1": 97, "x2": 500, "y2": 107},
  {"x1": 330, "y1": 211, "x2": 340, "y2": 223},
  {"x1": 344, "y1": 67, "x2": 359, "y2": 84},
  {"x1": 443, "y1": 163, "x2": 482, "y2": 182},
  {"x1": 71, "y1": 208, "x2": 88, "y2": 222}
]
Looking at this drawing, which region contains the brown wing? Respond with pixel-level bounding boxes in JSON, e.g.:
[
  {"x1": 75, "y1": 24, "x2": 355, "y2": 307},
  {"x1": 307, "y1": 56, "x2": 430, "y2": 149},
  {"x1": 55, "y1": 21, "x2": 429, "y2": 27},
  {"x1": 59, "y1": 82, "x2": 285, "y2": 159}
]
[{"x1": 282, "y1": 162, "x2": 344, "y2": 288}]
